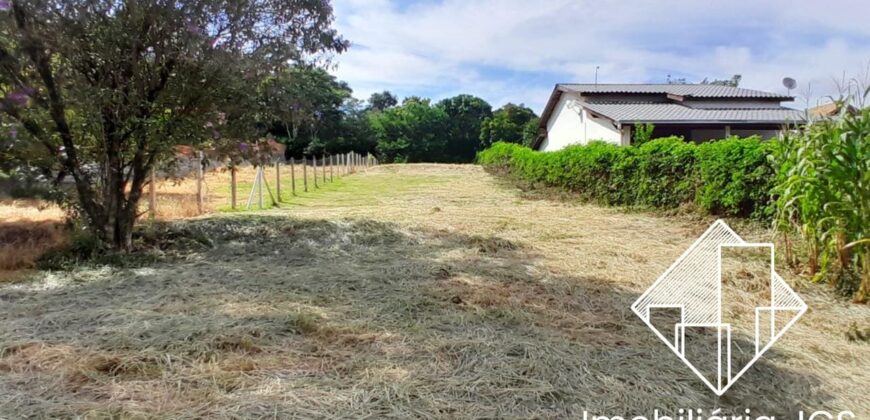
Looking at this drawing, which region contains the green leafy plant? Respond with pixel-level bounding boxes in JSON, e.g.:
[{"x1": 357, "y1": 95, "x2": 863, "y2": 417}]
[
  {"x1": 479, "y1": 136, "x2": 776, "y2": 218},
  {"x1": 633, "y1": 123, "x2": 655, "y2": 146},
  {"x1": 773, "y1": 99, "x2": 870, "y2": 302}
]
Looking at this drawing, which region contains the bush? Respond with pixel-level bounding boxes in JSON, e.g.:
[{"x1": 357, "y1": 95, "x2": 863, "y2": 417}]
[
  {"x1": 696, "y1": 136, "x2": 776, "y2": 219},
  {"x1": 478, "y1": 136, "x2": 777, "y2": 218}
]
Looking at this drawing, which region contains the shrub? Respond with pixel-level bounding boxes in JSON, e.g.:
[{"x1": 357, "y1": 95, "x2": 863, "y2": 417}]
[
  {"x1": 696, "y1": 136, "x2": 777, "y2": 219},
  {"x1": 478, "y1": 136, "x2": 777, "y2": 219},
  {"x1": 634, "y1": 137, "x2": 697, "y2": 208}
]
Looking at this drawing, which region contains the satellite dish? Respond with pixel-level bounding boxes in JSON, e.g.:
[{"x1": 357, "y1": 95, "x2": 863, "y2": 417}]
[{"x1": 782, "y1": 77, "x2": 797, "y2": 93}]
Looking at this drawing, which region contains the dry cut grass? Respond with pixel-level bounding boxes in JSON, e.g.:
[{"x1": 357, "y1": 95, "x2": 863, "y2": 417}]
[
  {"x1": 0, "y1": 198, "x2": 67, "y2": 278},
  {"x1": 0, "y1": 164, "x2": 867, "y2": 418},
  {"x1": 0, "y1": 163, "x2": 330, "y2": 276}
]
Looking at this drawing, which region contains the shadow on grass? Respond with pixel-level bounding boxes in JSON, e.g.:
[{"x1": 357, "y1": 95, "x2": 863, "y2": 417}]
[{"x1": 0, "y1": 215, "x2": 831, "y2": 417}]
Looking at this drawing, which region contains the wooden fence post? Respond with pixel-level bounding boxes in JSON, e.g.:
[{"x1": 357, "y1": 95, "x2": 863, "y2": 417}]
[
  {"x1": 303, "y1": 157, "x2": 308, "y2": 192},
  {"x1": 245, "y1": 167, "x2": 257, "y2": 209},
  {"x1": 321, "y1": 154, "x2": 327, "y2": 183},
  {"x1": 149, "y1": 166, "x2": 157, "y2": 219},
  {"x1": 329, "y1": 155, "x2": 334, "y2": 182},
  {"x1": 196, "y1": 151, "x2": 204, "y2": 215},
  {"x1": 290, "y1": 157, "x2": 296, "y2": 196},
  {"x1": 257, "y1": 166, "x2": 263, "y2": 209},
  {"x1": 230, "y1": 166, "x2": 237, "y2": 210},
  {"x1": 275, "y1": 160, "x2": 281, "y2": 202},
  {"x1": 313, "y1": 156, "x2": 319, "y2": 189}
]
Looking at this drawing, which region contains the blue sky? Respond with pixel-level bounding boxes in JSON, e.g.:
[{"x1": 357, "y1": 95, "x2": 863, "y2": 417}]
[{"x1": 331, "y1": 0, "x2": 870, "y2": 113}]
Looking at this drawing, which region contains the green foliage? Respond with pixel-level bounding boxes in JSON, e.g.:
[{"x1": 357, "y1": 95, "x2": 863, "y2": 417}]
[
  {"x1": 696, "y1": 136, "x2": 776, "y2": 219},
  {"x1": 0, "y1": 0, "x2": 347, "y2": 250},
  {"x1": 436, "y1": 95, "x2": 493, "y2": 162},
  {"x1": 261, "y1": 66, "x2": 353, "y2": 158},
  {"x1": 367, "y1": 91, "x2": 399, "y2": 112},
  {"x1": 521, "y1": 117, "x2": 541, "y2": 148},
  {"x1": 773, "y1": 101, "x2": 870, "y2": 302},
  {"x1": 633, "y1": 123, "x2": 655, "y2": 146},
  {"x1": 369, "y1": 97, "x2": 449, "y2": 163},
  {"x1": 479, "y1": 103, "x2": 539, "y2": 149},
  {"x1": 479, "y1": 136, "x2": 777, "y2": 218}
]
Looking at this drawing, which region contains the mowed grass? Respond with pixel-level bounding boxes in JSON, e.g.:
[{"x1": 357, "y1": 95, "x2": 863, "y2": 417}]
[
  {"x1": 0, "y1": 164, "x2": 867, "y2": 418},
  {"x1": 216, "y1": 164, "x2": 446, "y2": 211}
]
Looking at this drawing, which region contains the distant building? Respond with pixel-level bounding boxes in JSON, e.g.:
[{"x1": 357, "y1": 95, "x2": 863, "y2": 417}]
[
  {"x1": 807, "y1": 102, "x2": 858, "y2": 119},
  {"x1": 533, "y1": 84, "x2": 806, "y2": 151}
]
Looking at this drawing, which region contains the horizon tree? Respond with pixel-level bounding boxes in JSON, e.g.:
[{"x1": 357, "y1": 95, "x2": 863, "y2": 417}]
[
  {"x1": 367, "y1": 91, "x2": 398, "y2": 112},
  {"x1": 261, "y1": 65, "x2": 352, "y2": 158},
  {"x1": 479, "y1": 103, "x2": 538, "y2": 149},
  {"x1": 436, "y1": 94, "x2": 492, "y2": 162}
]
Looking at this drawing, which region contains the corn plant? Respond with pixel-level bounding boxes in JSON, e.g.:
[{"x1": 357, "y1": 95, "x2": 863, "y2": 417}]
[{"x1": 773, "y1": 96, "x2": 870, "y2": 302}]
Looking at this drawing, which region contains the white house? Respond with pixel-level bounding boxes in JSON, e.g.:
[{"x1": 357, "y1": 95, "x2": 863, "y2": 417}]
[{"x1": 533, "y1": 84, "x2": 806, "y2": 151}]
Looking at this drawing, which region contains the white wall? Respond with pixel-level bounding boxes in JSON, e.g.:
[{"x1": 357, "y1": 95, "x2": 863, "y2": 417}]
[{"x1": 541, "y1": 93, "x2": 621, "y2": 151}]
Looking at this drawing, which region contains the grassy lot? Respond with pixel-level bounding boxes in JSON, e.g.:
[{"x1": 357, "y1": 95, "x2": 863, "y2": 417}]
[{"x1": 0, "y1": 164, "x2": 867, "y2": 417}]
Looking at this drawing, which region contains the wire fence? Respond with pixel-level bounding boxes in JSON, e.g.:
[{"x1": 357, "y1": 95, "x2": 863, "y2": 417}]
[{"x1": 145, "y1": 151, "x2": 379, "y2": 219}]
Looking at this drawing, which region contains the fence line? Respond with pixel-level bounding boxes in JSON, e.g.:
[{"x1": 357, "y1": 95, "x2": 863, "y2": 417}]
[{"x1": 145, "y1": 151, "x2": 379, "y2": 217}]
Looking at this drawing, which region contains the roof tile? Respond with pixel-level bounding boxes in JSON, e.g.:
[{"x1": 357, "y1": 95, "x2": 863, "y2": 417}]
[
  {"x1": 581, "y1": 101, "x2": 806, "y2": 123},
  {"x1": 560, "y1": 83, "x2": 792, "y2": 99}
]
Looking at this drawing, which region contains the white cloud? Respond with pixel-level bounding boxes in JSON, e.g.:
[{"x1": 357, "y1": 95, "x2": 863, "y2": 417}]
[{"x1": 331, "y1": 0, "x2": 870, "y2": 112}]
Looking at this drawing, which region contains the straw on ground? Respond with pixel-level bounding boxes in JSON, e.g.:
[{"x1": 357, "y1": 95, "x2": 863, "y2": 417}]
[{"x1": 0, "y1": 164, "x2": 867, "y2": 418}]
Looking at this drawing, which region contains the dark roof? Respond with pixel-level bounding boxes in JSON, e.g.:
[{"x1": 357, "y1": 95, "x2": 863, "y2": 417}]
[
  {"x1": 559, "y1": 83, "x2": 794, "y2": 99},
  {"x1": 582, "y1": 101, "x2": 806, "y2": 124},
  {"x1": 532, "y1": 84, "x2": 803, "y2": 149}
]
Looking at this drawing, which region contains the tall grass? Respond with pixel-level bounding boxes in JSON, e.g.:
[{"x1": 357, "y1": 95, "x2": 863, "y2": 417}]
[{"x1": 774, "y1": 98, "x2": 870, "y2": 302}]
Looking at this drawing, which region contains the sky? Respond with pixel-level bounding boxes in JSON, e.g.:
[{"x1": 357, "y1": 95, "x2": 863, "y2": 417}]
[{"x1": 330, "y1": 0, "x2": 870, "y2": 114}]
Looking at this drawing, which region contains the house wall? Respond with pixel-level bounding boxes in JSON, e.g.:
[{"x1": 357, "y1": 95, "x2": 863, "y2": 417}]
[{"x1": 541, "y1": 93, "x2": 621, "y2": 151}]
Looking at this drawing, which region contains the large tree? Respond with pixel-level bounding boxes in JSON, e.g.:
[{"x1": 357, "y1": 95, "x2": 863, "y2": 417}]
[
  {"x1": 0, "y1": 0, "x2": 347, "y2": 249},
  {"x1": 261, "y1": 65, "x2": 352, "y2": 158},
  {"x1": 479, "y1": 103, "x2": 538, "y2": 149},
  {"x1": 367, "y1": 91, "x2": 398, "y2": 112},
  {"x1": 369, "y1": 97, "x2": 448, "y2": 163},
  {"x1": 436, "y1": 94, "x2": 492, "y2": 162}
]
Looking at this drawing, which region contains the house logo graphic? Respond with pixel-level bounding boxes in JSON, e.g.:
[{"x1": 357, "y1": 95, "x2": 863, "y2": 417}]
[{"x1": 631, "y1": 220, "x2": 807, "y2": 396}]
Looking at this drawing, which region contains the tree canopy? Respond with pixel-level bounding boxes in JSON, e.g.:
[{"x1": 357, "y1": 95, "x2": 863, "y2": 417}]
[
  {"x1": 479, "y1": 103, "x2": 540, "y2": 148},
  {"x1": 367, "y1": 91, "x2": 398, "y2": 112},
  {"x1": 436, "y1": 94, "x2": 492, "y2": 162},
  {"x1": 261, "y1": 66, "x2": 353, "y2": 158},
  {"x1": 369, "y1": 97, "x2": 448, "y2": 163},
  {"x1": 0, "y1": 0, "x2": 347, "y2": 249}
]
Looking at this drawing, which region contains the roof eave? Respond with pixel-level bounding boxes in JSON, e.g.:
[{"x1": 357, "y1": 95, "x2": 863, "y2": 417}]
[{"x1": 617, "y1": 119, "x2": 807, "y2": 125}]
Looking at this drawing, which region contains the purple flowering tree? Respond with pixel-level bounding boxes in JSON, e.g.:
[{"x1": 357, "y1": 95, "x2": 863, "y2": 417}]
[{"x1": 0, "y1": 0, "x2": 347, "y2": 250}]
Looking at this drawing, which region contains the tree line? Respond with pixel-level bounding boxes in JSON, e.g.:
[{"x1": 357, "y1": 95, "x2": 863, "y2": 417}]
[{"x1": 264, "y1": 69, "x2": 541, "y2": 163}]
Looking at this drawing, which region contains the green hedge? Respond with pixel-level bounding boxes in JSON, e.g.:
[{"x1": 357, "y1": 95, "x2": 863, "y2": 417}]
[{"x1": 478, "y1": 137, "x2": 777, "y2": 219}]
